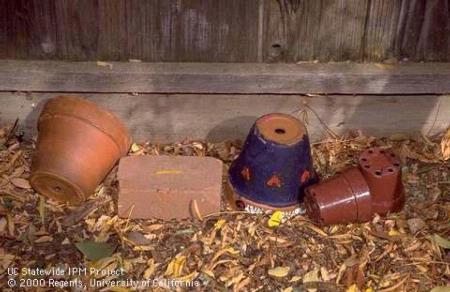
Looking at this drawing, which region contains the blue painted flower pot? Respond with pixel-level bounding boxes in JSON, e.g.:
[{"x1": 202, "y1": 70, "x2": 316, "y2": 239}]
[{"x1": 228, "y1": 113, "x2": 318, "y2": 212}]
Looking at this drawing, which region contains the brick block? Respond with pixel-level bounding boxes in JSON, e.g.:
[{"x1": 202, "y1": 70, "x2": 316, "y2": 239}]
[{"x1": 117, "y1": 155, "x2": 223, "y2": 219}]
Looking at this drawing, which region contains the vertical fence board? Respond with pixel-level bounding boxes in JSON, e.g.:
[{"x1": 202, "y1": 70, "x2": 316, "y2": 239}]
[
  {"x1": 1, "y1": 0, "x2": 35, "y2": 58},
  {"x1": 392, "y1": 0, "x2": 450, "y2": 61},
  {"x1": 0, "y1": 0, "x2": 6, "y2": 58},
  {"x1": 405, "y1": 0, "x2": 450, "y2": 61},
  {"x1": 363, "y1": 0, "x2": 403, "y2": 61},
  {"x1": 54, "y1": 0, "x2": 99, "y2": 60},
  {"x1": 31, "y1": 0, "x2": 58, "y2": 59}
]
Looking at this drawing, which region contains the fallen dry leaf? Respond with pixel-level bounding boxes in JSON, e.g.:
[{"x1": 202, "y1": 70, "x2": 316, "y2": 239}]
[
  {"x1": 268, "y1": 266, "x2": 290, "y2": 278},
  {"x1": 165, "y1": 255, "x2": 186, "y2": 277},
  {"x1": 125, "y1": 231, "x2": 153, "y2": 246},
  {"x1": 0, "y1": 253, "x2": 14, "y2": 273},
  {"x1": 0, "y1": 217, "x2": 6, "y2": 233},
  {"x1": 407, "y1": 218, "x2": 426, "y2": 234},
  {"x1": 10, "y1": 177, "x2": 31, "y2": 189},
  {"x1": 346, "y1": 284, "x2": 359, "y2": 292},
  {"x1": 214, "y1": 219, "x2": 226, "y2": 230},
  {"x1": 34, "y1": 235, "x2": 53, "y2": 243},
  {"x1": 290, "y1": 275, "x2": 302, "y2": 282},
  {"x1": 429, "y1": 234, "x2": 450, "y2": 249},
  {"x1": 143, "y1": 259, "x2": 157, "y2": 279},
  {"x1": 441, "y1": 127, "x2": 450, "y2": 160},
  {"x1": 431, "y1": 287, "x2": 450, "y2": 292},
  {"x1": 320, "y1": 266, "x2": 331, "y2": 281},
  {"x1": 143, "y1": 224, "x2": 164, "y2": 232},
  {"x1": 303, "y1": 267, "x2": 320, "y2": 283}
]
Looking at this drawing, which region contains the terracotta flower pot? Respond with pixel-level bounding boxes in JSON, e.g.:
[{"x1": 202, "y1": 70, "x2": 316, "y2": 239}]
[
  {"x1": 305, "y1": 147, "x2": 405, "y2": 225},
  {"x1": 358, "y1": 147, "x2": 405, "y2": 215},
  {"x1": 30, "y1": 96, "x2": 131, "y2": 204},
  {"x1": 228, "y1": 113, "x2": 317, "y2": 212},
  {"x1": 304, "y1": 167, "x2": 371, "y2": 225}
]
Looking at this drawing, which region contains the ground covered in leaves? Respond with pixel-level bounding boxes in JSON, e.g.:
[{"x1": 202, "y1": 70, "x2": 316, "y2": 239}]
[{"x1": 1, "y1": 124, "x2": 450, "y2": 291}]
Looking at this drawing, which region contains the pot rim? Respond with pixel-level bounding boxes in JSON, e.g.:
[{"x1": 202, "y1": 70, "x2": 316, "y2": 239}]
[
  {"x1": 227, "y1": 178, "x2": 300, "y2": 210},
  {"x1": 30, "y1": 171, "x2": 85, "y2": 204},
  {"x1": 39, "y1": 96, "x2": 131, "y2": 155},
  {"x1": 304, "y1": 169, "x2": 360, "y2": 224}
]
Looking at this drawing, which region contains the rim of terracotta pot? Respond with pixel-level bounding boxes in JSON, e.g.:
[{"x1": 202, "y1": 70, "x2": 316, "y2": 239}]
[
  {"x1": 226, "y1": 178, "x2": 301, "y2": 212},
  {"x1": 255, "y1": 113, "x2": 306, "y2": 145},
  {"x1": 39, "y1": 95, "x2": 132, "y2": 155},
  {"x1": 29, "y1": 171, "x2": 85, "y2": 204},
  {"x1": 303, "y1": 189, "x2": 325, "y2": 224}
]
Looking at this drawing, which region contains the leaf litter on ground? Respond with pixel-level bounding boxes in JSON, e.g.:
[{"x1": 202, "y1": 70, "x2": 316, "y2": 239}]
[{"x1": 0, "y1": 123, "x2": 449, "y2": 291}]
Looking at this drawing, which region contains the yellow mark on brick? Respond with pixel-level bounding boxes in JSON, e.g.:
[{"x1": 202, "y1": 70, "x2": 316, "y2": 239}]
[{"x1": 155, "y1": 170, "x2": 183, "y2": 175}]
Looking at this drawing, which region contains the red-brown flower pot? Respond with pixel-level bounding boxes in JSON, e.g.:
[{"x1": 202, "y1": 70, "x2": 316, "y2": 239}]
[
  {"x1": 304, "y1": 167, "x2": 371, "y2": 225},
  {"x1": 358, "y1": 147, "x2": 405, "y2": 215},
  {"x1": 30, "y1": 96, "x2": 131, "y2": 204}
]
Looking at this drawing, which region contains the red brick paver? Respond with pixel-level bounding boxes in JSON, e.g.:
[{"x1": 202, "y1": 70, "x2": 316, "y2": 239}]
[{"x1": 117, "y1": 155, "x2": 223, "y2": 219}]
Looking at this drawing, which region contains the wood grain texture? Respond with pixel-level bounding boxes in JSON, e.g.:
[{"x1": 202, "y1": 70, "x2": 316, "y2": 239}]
[
  {"x1": 364, "y1": 0, "x2": 450, "y2": 62},
  {"x1": 53, "y1": 0, "x2": 99, "y2": 60},
  {"x1": 264, "y1": 0, "x2": 369, "y2": 62},
  {"x1": 363, "y1": 0, "x2": 403, "y2": 61},
  {"x1": 395, "y1": 0, "x2": 450, "y2": 61},
  {"x1": 1, "y1": 92, "x2": 448, "y2": 143},
  {"x1": 0, "y1": 0, "x2": 58, "y2": 59},
  {"x1": 0, "y1": 60, "x2": 449, "y2": 94},
  {"x1": 264, "y1": 0, "x2": 450, "y2": 62},
  {"x1": 0, "y1": 0, "x2": 260, "y2": 62},
  {"x1": 0, "y1": 0, "x2": 449, "y2": 62}
]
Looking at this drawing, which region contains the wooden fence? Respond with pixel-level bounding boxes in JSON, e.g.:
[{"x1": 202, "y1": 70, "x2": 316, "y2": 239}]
[{"x1": 1, "y1": 0, "x2": 449, "y2": 62}]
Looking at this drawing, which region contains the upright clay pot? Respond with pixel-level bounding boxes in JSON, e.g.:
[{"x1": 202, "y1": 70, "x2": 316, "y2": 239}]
[
  {"x1": 30, "y1": 96, "x2": 131, "y2": 204},
  {"x1": 358, "y1": 147, "x2": 405, "y2": 215},
  {"x1": 304, "y1": 167, "x2": 371, "y2": 225},
  {"x1": 228, "y1": 113, "x2": 317, "y2": 212}
]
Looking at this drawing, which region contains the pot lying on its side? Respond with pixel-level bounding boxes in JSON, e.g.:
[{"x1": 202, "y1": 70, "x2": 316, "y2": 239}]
[
  {"x1": 304, "y1": 167, "x2": 371, "y2": 225},
  {"x1": 30, "y1": 96, "x2": 132, "y2": 204},
  {"x1": 305, "y1": 147, "x2": 405, "y2": 225}
]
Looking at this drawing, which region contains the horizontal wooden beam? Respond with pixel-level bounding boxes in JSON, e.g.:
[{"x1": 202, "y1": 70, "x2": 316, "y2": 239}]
[
  {"x1": 2, "y1": 92, "x2": 449, "y2": 143},
  {"x1": 0, "y1": 60, "x2": 449, "y2": 94}
]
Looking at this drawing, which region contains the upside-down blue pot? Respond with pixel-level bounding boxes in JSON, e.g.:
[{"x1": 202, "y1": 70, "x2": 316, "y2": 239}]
[{"x1": 228, "y1": 113, "x2": 317, "y2": 211}]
